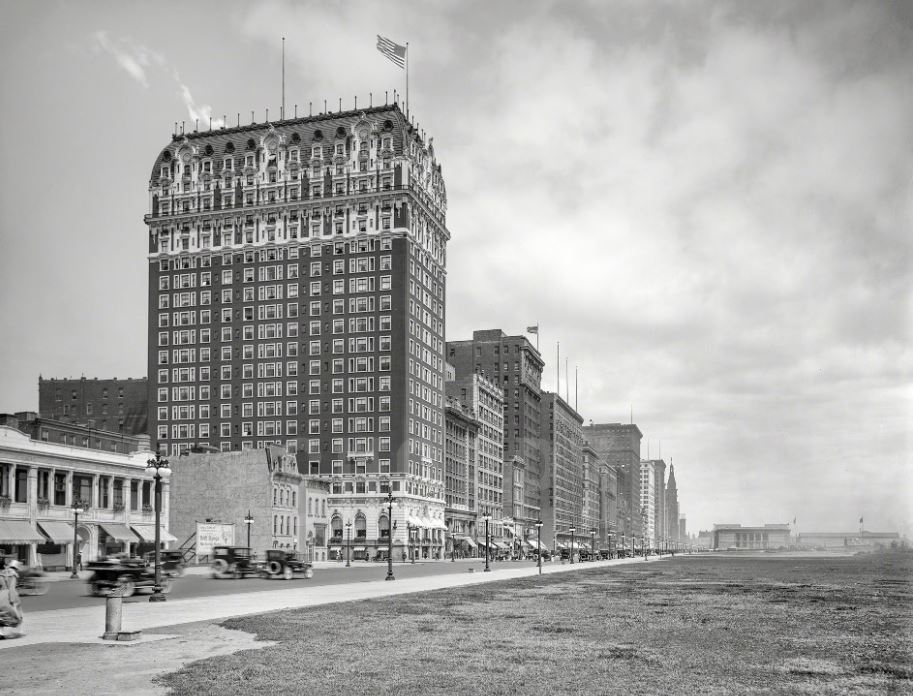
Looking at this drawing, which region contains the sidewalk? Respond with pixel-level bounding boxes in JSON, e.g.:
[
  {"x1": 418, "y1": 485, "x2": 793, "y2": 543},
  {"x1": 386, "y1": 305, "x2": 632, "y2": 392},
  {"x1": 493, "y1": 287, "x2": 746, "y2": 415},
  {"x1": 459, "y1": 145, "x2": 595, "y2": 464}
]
[{"x1": 2, "y1": 555, "x2": 660, "y2": 651}]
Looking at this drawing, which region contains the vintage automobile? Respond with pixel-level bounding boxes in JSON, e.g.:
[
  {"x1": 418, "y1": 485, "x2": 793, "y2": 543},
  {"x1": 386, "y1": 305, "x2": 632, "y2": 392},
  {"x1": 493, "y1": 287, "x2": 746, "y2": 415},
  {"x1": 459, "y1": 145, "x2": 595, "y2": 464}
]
[
  {"x1": 210, "y1": 546, "x2": 265, "y2": 579},
  {"x1": 262, "y1": 550, "x2": 314, "y2": 580},
  {"x1": 86, "y1": 557, "x2": 171, "y2": 597},
  {"x1": 143, "y1": 550, "x2": 186, "y2": 577}
]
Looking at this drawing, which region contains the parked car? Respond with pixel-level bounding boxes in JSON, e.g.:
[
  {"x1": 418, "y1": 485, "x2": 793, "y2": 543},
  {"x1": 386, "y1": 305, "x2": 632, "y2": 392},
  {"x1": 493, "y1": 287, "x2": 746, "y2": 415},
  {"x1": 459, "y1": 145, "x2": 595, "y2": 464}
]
[
  {"x1": 86, "y1": 557, "x2": 170, "y2": 597},
  {"x1": 210, "y1": 546, "x2": 265, "y2": 579},
  {"x1": 262, "y1": 550, "x2": 314, "y2": 580}
]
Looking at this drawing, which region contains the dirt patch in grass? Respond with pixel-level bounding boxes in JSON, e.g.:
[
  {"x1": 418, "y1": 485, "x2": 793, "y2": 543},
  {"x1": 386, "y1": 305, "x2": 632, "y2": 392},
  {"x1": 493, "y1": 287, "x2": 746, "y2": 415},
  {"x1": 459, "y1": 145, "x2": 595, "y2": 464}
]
[{"x1": 160, "y1": 554, "x2": 913, "y2": 695}]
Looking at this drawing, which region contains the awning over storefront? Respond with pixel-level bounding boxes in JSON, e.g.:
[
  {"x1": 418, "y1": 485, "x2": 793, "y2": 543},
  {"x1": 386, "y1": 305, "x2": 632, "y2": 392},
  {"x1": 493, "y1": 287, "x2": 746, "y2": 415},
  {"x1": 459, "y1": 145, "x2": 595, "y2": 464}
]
[
  {"x1": 520, "y1": 539, "x2": 532, "y2": 548},
  {"x1": 419, "y1": 517, "x2": 433, "y2": 529},
  {"x1": 329, "y1": 546, "x2": 342, "y2": 552},
  {"x1": 0, "y1": 520, "x2": 45, "y2": 544},
  {"x1": 431, "y1": 518, "x2": 448, "y2": 530},
  {"x1": 352, "y1": 547, "x2": 366, "y2": 552},
  {"x1": 502, "y1": 524, "x2": 515, "y2": 536},
  {"x1": 529, "y1": 540, "x2": 547, "y2": 550},
  {"x1": 407, "y1": 516, "x2": 425, "y2": 528},
  {"x1": 131, "y1": 525, "x2": 178, "y2": 543},
  {"x1": 462, "y1": 537, "x2": 478, "y2": 548},
  {"x1": 37, "y1": 520, "x2": 75, "y2": 545},
  {"x1": 494, "y1": 541, "x2": 509, "y2": 550},
  {"x1": 98, "y1": 523, "x2": 137, "y2": 543},
  {"x1": 556, "y1": 542, "x2": 567, "y2": 550}
]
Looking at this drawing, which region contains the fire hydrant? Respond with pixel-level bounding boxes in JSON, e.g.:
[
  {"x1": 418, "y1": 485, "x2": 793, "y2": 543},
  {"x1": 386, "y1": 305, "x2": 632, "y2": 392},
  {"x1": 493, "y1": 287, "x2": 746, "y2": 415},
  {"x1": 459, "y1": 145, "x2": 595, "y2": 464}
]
[{"x1": 102, "y1": 584, "x2": 140, "y2": 641}]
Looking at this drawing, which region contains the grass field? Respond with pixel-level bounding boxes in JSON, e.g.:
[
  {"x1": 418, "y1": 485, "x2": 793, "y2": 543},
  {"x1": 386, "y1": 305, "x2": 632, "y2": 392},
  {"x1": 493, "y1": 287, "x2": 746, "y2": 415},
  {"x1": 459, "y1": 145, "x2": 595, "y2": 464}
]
[{"x1": 161, "y1": 554, "x2": 913, "y2": 695}]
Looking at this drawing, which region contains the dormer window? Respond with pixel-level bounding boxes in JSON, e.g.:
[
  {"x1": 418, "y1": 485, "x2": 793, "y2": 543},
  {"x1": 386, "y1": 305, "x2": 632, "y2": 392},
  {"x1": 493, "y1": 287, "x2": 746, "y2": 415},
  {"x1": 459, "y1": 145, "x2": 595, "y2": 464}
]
[
  {"x1": 289, "y1": 149, "x2": 299, "y2": 162},
  {"x1": 224, "y1": 158, "x2": 233, "y2": 170},
  {"x1": 382, "y1": 137, "x2": 392, "y2": 150},
  {"x1": 245, "y1": 155, "x2": 254, "y2": 168},
  {"x1": 160, "y1": 166, "x2": 170, "y2": 179},
  {"x1": 183, "y1": 165, "x2": 191, "y2": 177},
  {"x1": 203, "y1": 161, "x2": 211, "y2": 173},
  {"x1": 311, "y1": 146, "x2": 322, "y2": 159},
  {"x1": 335, "y1": 144, "x2": 344, "y2": 156}
]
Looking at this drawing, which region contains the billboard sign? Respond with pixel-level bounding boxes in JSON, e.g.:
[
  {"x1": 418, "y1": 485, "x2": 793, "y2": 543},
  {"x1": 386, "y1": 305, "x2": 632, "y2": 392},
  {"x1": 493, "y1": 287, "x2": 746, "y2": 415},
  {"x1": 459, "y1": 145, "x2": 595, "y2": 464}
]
[{"x1": 196, "y1": 522, "x2": 235, "y2": 556}]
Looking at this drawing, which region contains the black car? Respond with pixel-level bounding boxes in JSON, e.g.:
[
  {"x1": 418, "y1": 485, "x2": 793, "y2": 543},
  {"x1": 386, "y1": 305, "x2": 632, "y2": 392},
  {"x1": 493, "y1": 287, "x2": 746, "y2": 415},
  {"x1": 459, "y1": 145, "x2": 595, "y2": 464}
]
[
  {"x1": 263, "y1": 550, "x2": 314, "y2": 580},
  {"x1": 210, "y1": 546, "x2": 265, "y2": 579},
  {"x1": 87, "y1": 557, "x2": 171, "y2": 597},
  {"x1": 143, "y1": 550, "x2": 185, "y2": 577}
]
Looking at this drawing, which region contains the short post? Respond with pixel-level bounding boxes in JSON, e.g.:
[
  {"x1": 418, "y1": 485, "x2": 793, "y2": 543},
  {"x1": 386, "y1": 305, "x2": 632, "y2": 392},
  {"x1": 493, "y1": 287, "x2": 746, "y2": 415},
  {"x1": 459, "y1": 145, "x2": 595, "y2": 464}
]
[{"x1": 101, "y1": 584, "x2": 140, "y2": 641}]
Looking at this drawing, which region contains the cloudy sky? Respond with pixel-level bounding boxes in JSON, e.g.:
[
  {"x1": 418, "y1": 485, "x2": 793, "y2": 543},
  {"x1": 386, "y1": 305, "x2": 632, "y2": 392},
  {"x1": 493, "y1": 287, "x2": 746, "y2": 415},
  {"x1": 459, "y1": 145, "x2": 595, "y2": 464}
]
[{"x1": 1, "y1": 0, "x2": 910, "y2": 536}]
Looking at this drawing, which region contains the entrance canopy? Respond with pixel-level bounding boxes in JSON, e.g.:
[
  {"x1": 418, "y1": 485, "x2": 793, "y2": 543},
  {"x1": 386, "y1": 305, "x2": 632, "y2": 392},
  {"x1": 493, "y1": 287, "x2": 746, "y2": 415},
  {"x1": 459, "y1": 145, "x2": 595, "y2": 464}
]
[
  {"x1": 0, "y1": 520, "x2": 45, "y2": 544},
  {"x1": 98, "y1": 523, "x2": 136, "y2": 543},
  {"x1": 37, "y1": 521, "x2": 75, "y2": 545},
  {"x1": 131, "y1": 525, "x2": 178, "y2": 543}
]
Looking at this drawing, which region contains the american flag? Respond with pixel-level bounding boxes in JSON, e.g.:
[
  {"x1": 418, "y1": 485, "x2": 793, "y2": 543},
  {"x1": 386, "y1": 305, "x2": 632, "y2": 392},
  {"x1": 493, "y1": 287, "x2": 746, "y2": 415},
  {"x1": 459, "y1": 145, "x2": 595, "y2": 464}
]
[{"x1": 377, "y1": 35, "x2": 406, "y2": 69}]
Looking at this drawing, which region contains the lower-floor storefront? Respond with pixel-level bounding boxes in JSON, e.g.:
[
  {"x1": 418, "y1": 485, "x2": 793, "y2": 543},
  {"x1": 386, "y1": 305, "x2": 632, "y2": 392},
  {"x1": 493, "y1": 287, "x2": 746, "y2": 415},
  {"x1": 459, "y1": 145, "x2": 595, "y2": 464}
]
[{"x1": 0, "y1": 518, "x2": 176, "y2": 569}]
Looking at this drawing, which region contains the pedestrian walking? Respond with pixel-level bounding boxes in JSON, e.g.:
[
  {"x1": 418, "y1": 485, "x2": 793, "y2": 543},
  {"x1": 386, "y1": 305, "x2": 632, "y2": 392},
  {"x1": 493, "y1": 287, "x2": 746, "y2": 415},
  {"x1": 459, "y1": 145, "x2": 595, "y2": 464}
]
[{"x1": 0, "y1": 558, "x2": 24, "y2": 639}]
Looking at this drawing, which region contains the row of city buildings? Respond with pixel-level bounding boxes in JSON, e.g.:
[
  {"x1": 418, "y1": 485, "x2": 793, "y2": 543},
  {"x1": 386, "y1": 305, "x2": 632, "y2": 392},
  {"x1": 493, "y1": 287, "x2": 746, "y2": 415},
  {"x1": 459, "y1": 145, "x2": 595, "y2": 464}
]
[{"x1": 1, "y1": 103, "x2": 691, "y2": 567}]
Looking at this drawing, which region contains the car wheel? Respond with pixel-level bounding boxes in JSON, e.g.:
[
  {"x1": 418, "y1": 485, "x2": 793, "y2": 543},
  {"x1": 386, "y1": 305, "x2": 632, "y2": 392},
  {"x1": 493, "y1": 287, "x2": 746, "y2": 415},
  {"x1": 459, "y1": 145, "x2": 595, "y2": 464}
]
[
  {"x1": 211, "y1": 559, "x2": 228, "y2": 578},
  {"x1": 283, "y1": 566, "x2": 293, "y2": 580},
  {"x1": 117, "y1": 575, "x2": 135, "y2": 597},
  {"x1": 267, "y1": 560, "x2": 283, "y2": 576}
]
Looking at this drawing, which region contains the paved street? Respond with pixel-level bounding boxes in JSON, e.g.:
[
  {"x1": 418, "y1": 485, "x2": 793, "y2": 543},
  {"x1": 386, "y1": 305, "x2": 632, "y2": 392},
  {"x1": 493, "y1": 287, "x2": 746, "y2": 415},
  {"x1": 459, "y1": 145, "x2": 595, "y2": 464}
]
[
  {"x1": 21, "y1": 558, "x2": 509, "y2": 611},
  {"x1": 2, "y1": 556, "x2": 658, "y2": 652}
]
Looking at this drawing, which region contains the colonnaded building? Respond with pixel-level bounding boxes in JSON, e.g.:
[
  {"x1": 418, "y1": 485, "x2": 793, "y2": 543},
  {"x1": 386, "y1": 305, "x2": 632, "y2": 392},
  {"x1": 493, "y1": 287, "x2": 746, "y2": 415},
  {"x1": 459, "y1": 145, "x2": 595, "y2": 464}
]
[{"x1": 144, "y1": 103, "x2": 450, "y2": 559}]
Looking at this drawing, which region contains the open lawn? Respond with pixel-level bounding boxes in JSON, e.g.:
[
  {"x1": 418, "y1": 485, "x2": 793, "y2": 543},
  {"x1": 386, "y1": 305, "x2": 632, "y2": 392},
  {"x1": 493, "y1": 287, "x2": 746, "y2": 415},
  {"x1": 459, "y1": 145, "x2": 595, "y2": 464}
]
[{"x1": 161, "y1": 554, "x2": 913, "y2": 695}]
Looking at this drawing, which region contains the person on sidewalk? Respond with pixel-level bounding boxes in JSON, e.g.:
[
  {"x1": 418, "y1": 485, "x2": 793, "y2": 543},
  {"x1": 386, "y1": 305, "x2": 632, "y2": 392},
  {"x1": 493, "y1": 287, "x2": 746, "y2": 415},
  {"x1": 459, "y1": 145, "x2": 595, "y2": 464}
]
[{"x1": 0, "y1": 558, "x2": 24, "y2": 639}]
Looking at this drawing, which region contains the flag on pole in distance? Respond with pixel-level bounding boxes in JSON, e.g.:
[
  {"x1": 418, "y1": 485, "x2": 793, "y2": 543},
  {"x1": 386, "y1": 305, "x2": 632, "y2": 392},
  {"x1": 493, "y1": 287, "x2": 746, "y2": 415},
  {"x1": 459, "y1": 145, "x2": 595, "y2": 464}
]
[
  {"x1": 377, "y1": 35, "x2": 406, "y2": 68},
  {"x1": 526, "y1": 325, "x2": 539, "y2": 334}
]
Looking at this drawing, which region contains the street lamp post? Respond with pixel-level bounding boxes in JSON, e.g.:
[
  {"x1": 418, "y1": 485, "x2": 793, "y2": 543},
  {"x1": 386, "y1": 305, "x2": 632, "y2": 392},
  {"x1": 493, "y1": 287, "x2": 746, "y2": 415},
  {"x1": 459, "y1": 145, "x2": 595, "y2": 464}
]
[
  {"x1": 482, "y1": 514, "x2": 491, "y2": 572},
  {"x1": 407, "y1": 523, "x2": 415, "y2": 564},
  {"x1": 345, "y1": 521, "x2": 352, "y2": 567},
  {"x1": 569, "y1": 526, "x2": 576, "y2": 564},
  {"x1": 146, "y1": 452, "x2": 171, "y2": 603},
  {"x1": 70, "y1": 499, "x2": 86, "y2": 579},
  {"x1": 244, "y1": 510, "x2": 254, "y2": 548},
  {"x1": 535, "y1": 520, "x2": 543, "y2": 575},
  {"x1": 384, "y1": 490, "x2": 396, "y2": 581},
  {"x1": 591, "y1": 527, "x2": 597, "y2": 562}
]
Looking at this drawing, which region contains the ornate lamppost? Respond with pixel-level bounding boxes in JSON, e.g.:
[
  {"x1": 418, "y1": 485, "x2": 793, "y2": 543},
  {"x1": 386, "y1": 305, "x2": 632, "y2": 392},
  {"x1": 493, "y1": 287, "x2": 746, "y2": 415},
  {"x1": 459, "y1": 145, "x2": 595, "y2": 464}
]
[
  {"x1": 569, "y1": 526, "x2": 576, "y2": 564},
  {"x1": 70, "y1": 499, "x2": 86, "y2": 579},
  {"x1": 482, "y1": 514, "x2": 491, "y2": 572},
  {"x1": 244, "y1": 510, "x2": 254, "y2": 548},
  {"x1": 384, "y1": 490, "x2": 396, "y2": 581},
  {"x1": 535, "y1": 519, "x2": 543, "y2": 575},
  {"x1": 146, "y1": 452, "x2": 171, "y2": 603},
  {"x1": 345, "y1": 520, "x2": 352, "y2": 567}
]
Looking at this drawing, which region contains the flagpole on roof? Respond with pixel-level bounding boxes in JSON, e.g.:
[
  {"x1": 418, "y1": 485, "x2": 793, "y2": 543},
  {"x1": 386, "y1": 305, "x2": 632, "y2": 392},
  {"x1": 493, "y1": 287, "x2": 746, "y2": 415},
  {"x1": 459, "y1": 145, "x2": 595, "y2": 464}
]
[{"x1": 406, "y1": 42, "x2": 410, "y2": 119}]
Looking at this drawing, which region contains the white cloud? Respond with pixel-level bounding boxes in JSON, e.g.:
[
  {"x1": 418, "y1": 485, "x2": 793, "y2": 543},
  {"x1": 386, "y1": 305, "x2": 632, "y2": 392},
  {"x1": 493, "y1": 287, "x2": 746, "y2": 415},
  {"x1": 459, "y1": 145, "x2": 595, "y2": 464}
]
[
  {"x1": 177, "y1": 76, "x2": 225, "y2": 131},
  {"x1": 91, "y1": 30, "x2": 163, "y2": 88}
]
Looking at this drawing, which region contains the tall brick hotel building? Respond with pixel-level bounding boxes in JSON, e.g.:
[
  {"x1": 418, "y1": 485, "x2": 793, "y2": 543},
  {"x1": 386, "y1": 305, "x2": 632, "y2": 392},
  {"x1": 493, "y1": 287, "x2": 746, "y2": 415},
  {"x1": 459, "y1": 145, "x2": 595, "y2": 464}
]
[{"x1": 144, "y1": 105, "x2": 451, "y2": 557}]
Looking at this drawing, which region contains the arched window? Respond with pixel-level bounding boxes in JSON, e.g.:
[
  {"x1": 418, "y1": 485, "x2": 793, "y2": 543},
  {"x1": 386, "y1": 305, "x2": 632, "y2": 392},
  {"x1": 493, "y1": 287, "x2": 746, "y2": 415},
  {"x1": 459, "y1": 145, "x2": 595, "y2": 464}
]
[
  {"x1": 321, "y1": 500, "x2": 326, "y2": 517},
  {"x1": 273, "y1": 487, "x2": 277, "y2": 505},
  {"x1": 291, "y1": 491, "x2": 296, "y2": 507},
  {"x1": 379, "y1": 514, "x2": 390, "y2": 538},
  {"x1": 273, "y1": 515, "x2": 278, "y2": 534},
  {"x1": 308, "y1": 498, "x2": 312, "y2": 515},
  {"x1": 331, "y1": 515, "x2": 343, "y2": 539},
  {"x1": 355, "y1": 513, "x2": 366, "y2": 539}
]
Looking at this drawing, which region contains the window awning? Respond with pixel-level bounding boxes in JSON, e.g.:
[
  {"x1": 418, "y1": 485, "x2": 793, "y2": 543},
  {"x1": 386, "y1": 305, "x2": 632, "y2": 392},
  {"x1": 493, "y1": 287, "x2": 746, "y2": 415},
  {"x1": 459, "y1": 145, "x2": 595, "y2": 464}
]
[
  {"x1": 462, "y1": 537, "x2": 478, "y2": 548},
  {"x1": 530, "y1": 540, "x2": 547, "y2": 550},
  {"x1": 431, "y1": 518, "x2": 448, "y2": 530},
  {"x1": 407, "y1": 516, "x2": 425, "y2": 528},
  {"x1": 131, "y1": 524, "x2": 178, "y2": 543},
  {"x1": 329, "y1": 546, "x2": 342, "y2": 552},
  {"x1": 352, "y1": 546, "x2": 366, "y2": 552},
  {"x1": 520, "y1": 539, "x2": 532, "y2": 548},
  {"x1": 0, "y1": 520, "x2": 45, "y2": 544},
  {"x1": 37, "y1": 520, "x2": 75, "y2": 545},
  {"x1": 98, "y1": 523, "x2": 137, "y2": 543},
  {"x1": 419, "y1": 517, "x2": 433, "y2": 529}
]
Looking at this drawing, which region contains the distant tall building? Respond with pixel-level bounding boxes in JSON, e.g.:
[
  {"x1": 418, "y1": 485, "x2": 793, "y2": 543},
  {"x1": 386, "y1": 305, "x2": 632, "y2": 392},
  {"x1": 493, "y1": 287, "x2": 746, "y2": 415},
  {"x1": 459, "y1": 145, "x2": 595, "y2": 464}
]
[
  {"x1": 446, "y1": 371, "x2": 505, "y2": 546},
  {"x1": 444, "y1": 396, "x2": 479, "y2": 556},
  {"x1": 679, "y1": 514, "x2": 688, "y2": 543},
  {"x1": 39, "y1": 377, "x2": 148, "y2": 436},
  {"x1": 582, "y1": 423, "x2": 643, "y2": 547},
  {"x1": 596, "y1": 450, "x2": 617, "y2": 550},
  {"x1": 447, "y1": 330, "x2": 544, "y2": 538},
  {"x1": 665, "y1": 463, "x2": 679, "y2": 546},
  {"x1": 145, "y1": 104, "x2": 451, "y2": 559},
  {"x1": 639, "y1": 460, "x2": 656, "y2": 547},
  {"x1": 641, "y1": 459, "x2": 666, "y2": 547},
  {"x1": 581, "y1": 442, "x2": 602, "y2": 547},
  {"x1": 538, "y1": 392, "x2": 584, "y2": 550}
]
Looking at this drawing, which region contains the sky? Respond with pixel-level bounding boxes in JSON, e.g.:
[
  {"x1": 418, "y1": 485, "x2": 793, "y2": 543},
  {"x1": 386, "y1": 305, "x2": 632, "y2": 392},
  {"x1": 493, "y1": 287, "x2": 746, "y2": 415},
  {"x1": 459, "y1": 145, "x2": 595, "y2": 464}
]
[{"x1": 0, "y1": 0, "x2": 911, "y2": 537}]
